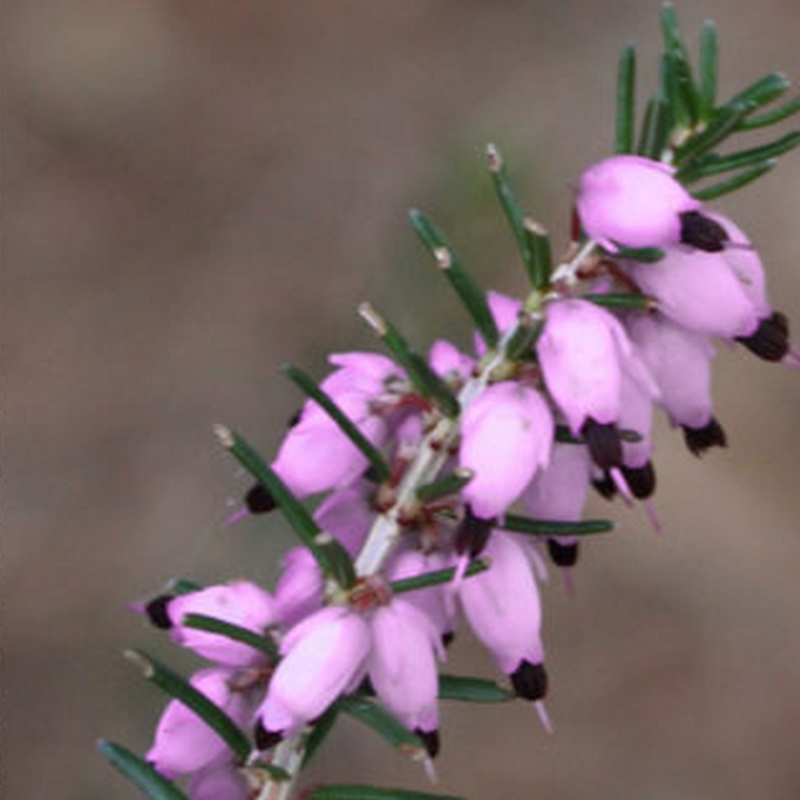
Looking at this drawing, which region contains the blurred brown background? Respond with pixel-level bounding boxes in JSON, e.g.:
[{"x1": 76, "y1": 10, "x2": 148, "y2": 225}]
[{"x1": 6, "y1": 2, "x2": 800, "y2": 799}]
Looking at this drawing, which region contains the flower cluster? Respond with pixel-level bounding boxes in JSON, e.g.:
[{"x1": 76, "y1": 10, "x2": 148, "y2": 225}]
[
  {"x1": 102, "y1": 10, "x2": 800, "y2": 800},
  {"x1": 135, "y1": 154, "x2": 796, "y2": 800}
]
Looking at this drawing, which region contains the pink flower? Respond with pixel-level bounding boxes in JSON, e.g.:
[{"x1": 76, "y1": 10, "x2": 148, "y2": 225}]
[
  {"x1": 521, "y1": 442, "x2": 592, "y2": 566},
  {"x1": 458, "y1": 531, "x2": 545, "y2": 691},
  {"x1": 626, "y1": 312, "x2": 727, "y2": 455},
  {"x1": 628, "y1": 247, "x2": 761, "y2": 339},
  {"x1": 459, "y1": 381, "x2": 553, "y2": 519},
  {"x1": 271, "y1": 352, "x2": 405, "y2": 497},
  {"x1": 368, "y1": 598, "x2": 445, "y2": 736},
  {"x1": 256, "y1": 606, "x2": 371, "y2": 738},
  {"x1": 626, "y1": 313, "x2": 716, "y2": 431},
  {"x1": 168, "y1": 582, "x2": 277, "y2": 668},
  {"x1": 521, "y1": 442, "x2": 592, "y2": 522},
  {"x1": 576, "y1": 155, "x2": 700, "y2": 251},
  {"x1": 271, "y1": 395, "x2": 386, "y2": 497},
  {"x1": 537, "y1": 298, "x2": 656, "y2": 437},
  {"x1": 147, "y1": 668, "x2": 255, "y2": 780},
  {"x1": 711, "y1": 213, "x2": 771, "y2": 318}
]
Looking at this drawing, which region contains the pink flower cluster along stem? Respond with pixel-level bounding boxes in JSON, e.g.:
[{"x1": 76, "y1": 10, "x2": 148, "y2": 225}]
[
  {"x1": 138, "y1": 151, "x2": 798, "y2": 800},
  {"x1": 105, "y1": 10, "x2": 800, "y2": 800}
]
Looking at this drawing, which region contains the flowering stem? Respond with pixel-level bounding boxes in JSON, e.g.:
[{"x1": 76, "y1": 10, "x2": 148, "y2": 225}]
[{"x1": 354, "y1": 243, "x2": 601, "y2": 578}]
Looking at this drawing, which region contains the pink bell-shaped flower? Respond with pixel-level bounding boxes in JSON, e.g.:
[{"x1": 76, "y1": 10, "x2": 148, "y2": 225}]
[
  {"x1": 271, "y1": 393, "x2": 387, "y2": 498},
  {"x1": 626, "y1": 312, "x2": 726, "y2": 455},
  {"x1": 576, "y1": 155, "x2": 700, "y2": 251},
  {"x1": 709, "y1": 212, "x2": 772, "y2": 319},
  {"x1": 521, "y1": 441, "x2": 593, "y2": 567},
  {"x1": 628, "y1": 247, "x2": 761, "y2": 340},
  {"x1": 521, "y1": 442, "x2": 592, "y2": 522},
  {"x1": 271, "y1": 352, "x2": 405, "y2": 497},
  {"x1": 459, "y1": 381, "x2": 554, "y2": 519},
  {"x1": 368, "y1": 598, "x2": 445, "y2": 738},
  {"x1": 167, "y1": 582, "x2": 277, "y2": 668},
  {"x1": 458, "y1": 531, "x2": 545, "y2": 691},
  {"x1": 256, "y1": 606, "x2": 371, "y2": 738},
  {"x1": 147, "y1": 668, "x2": 255, "y2": 779},
  {"x1": 626, "y1": 313, "x2": 717, "y2": 431},
  {"x1": 537, "y1": 298, "x2": 656, "y2": 439}
]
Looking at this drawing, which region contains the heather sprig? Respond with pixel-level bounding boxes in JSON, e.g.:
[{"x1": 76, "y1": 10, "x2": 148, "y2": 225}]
[{"x1": 102, "y1": 7, "x2": 799, "y2": 800}]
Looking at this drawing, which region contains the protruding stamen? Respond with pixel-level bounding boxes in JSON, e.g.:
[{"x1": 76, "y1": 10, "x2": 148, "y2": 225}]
[{"x1": 534, "y1": 700, "x2": 554, "y2": 734}]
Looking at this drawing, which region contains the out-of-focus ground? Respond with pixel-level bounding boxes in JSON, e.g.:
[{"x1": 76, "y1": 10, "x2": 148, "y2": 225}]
[{"x1": 6, "y1": 2, "x2": 800, "y2": 799}]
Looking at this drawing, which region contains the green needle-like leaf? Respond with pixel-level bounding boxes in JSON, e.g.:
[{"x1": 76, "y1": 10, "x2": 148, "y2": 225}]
[
  {"x1": 168, "y1": 578, "x2": 203, "y2": 595},
  {"x1": 181, "y1": 613, "x2": 279, "y2": 661},
  {"x1": 416, "y1": 468, "x2": 473, "y2": 502},
  {"x1": 738, "y1": 94, "x2": 800, "y2": 130},
  {"x1": 302, "y1": 706, "x2": 340, "y2": 768},
  {"x1": 661, "y1": 52, "x2": 696, "y2": 131},
  {"x1": 438, "y1": 674, "x2": 515, "y2": 703},
  {"x1": 659, "y1": 3, "x2": 687, "y2": 57},
  {"x1": 358, "y1": 304, "x2": 460, "y2": 417},
  {"x1": 501, "y1": 514, "x2": 615, "y2": 537},
  {"x1": 659, "y1": 4, "x2": 700, "y2": 127},
  {"x1": 611, "y1": 246, "x2": 665, "y2": 263},
  {"x1": 306, "y1": 785, "x2": 467, "y2": 800},
  {"x1": 616, "y1": 43, "x2": 637, "y2": 154},
  {"x1": 637, "y1": 95, "x2": 671, "y2": 159},
  {"x1": 282, "y1": 364, "x2": 391, "y2": 483},
  {"x1": 98, "y1": 740, "x2": 190, "y2": 800},
  {"x1": 698, "y1": 20, "x2": 718, "y2": 118},
  {"x1": 582, "y1": 292, "x2": 653, "y2": 310},
  {"x1": 390, "y1": 559, "x2": 489, "y2": 594},
  {"x1": 724, "y1": 72, "x2": 790, "y2": 114},
  {"x1": 125, "y1": 651, "x2": 251, "y2": 762},
  {"x1": 690, "y1": 160, "x2": 776, "y2": 201},
  {"x1": 484, "y1": 145, "x2": 552, "y2": 290},
  {"x1": 214, "y1": 426, "x2": 356, "y2": 588},
  {"x1": 337, "y1": 695, "x2": 428, "y2": 761},
  {"x1": 523, "y1": 218, "x2": 553, "y2": 290},
  {"x1": 677, "y1": 131, "x2": 800, "y2": 183},
  {"x1": 409, "y1": 209, "x2": 498, "y2": 348}
]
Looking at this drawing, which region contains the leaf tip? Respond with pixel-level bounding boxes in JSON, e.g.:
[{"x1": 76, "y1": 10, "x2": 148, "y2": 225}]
[
  {"x1": 213, "y1": 424, "x2": 235, "y2": 449},
  {"x1": 124, "y1": 649, "x2": 154, "y2": 678},
  {"x1": 485, "y1": 142, "x2": 502, "y2": 172}
]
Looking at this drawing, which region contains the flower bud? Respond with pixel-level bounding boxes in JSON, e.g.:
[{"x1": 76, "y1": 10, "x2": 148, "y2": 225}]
[{"x1": 256, "y1": 606, "x2": 371, "y2": 737}]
